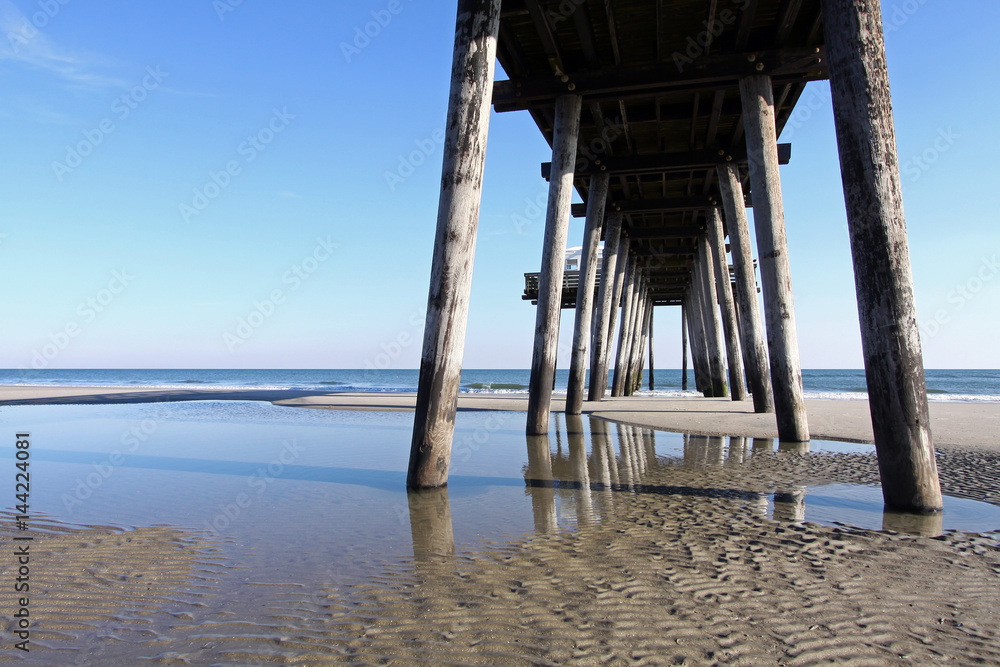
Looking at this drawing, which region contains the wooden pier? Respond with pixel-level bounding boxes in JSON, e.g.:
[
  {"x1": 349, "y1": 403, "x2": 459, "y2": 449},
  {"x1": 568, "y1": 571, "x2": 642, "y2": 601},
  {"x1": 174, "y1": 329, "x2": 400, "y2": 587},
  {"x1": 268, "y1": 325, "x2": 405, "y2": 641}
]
[{"x1": 409, "y1": 0, "x2": 942, "y2": 512}]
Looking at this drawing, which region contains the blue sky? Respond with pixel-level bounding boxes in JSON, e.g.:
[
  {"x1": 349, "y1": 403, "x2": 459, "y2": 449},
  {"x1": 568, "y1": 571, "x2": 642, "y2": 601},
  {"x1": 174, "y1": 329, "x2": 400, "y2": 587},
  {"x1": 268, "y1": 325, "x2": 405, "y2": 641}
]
[{"x1": 0, "y1": 0, "x2": 996, "y2": 370}]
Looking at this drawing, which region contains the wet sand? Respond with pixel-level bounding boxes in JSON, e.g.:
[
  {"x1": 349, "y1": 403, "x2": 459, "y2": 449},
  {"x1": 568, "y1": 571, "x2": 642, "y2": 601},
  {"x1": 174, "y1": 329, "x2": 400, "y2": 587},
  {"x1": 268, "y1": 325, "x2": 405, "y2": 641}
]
[
  {"x1": 2, "y1": 421, "x2": 999, "y2": 665},
  {"x1": 1, "y1": 386, "x2": 997, "y2": 451}
]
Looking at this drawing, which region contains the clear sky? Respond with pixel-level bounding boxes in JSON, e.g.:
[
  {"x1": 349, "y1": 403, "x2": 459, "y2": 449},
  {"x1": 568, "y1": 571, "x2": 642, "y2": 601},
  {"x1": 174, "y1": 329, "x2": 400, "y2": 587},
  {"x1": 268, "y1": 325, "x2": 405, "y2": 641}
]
[{"x1": 0, "y1": 0, "x2": 996, "y2": 370}]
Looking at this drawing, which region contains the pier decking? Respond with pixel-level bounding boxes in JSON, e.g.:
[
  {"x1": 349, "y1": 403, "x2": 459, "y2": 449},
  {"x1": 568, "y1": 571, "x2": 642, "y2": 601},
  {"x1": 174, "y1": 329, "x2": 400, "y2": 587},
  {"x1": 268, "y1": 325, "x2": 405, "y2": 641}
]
[{"x1": 408, "y1": 0, "x2": 942, "y2": 513}]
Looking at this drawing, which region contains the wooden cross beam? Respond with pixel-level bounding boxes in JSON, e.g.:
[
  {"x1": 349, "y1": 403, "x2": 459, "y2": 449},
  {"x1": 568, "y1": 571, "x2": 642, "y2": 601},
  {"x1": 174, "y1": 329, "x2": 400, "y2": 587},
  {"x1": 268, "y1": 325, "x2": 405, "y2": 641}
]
[{"x1": 493, "y1": 47, "x2": 827, "y2": 112}]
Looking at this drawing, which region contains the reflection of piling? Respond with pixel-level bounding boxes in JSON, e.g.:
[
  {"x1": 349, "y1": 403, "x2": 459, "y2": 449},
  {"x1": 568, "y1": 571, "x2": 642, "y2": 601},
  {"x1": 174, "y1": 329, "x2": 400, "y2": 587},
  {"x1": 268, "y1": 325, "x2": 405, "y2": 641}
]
[
  {"x1": 778, "y1": 440, "x2": 810, "y2": 454},
  {"x1": 773, "y1": 487, "x2": 807, "y2": 523},
  {"x1": 752, "y1": 437, "x2": 774, "y2": 454},
  {"x1": 525, "y1": 433, "x2": 558, "y2": 533},
  {"x1": 566, "y1": 414, "x2": 593, "y2": 526},
  {"x1": 728, "y1": 436, "x2": 748, "y2": 464},
  {"x1": 408, "y1": 487, "x2": 455, "y2": 562},
  {"x1": 882, "y1": 510, "x2": 943, "y2": 537}
]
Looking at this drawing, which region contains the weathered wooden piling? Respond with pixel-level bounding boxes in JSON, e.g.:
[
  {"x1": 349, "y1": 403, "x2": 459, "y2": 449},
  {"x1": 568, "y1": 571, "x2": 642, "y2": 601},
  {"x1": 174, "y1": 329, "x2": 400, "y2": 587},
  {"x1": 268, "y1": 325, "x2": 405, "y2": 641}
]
[
  {"x1": 687, "y1": 281, "x2": 711, "y2": 395},
  {"x1": 589, "y1": 213, "x2": 623, "y2": 402},
  {"x1": 717, "y1": 163, "x2": 774, "y2": 413},
  {"x1": 681, "y1": 303, "x2": 688, "y2": 391},
  {"x1": 647, "y1": 310, "x2": 655, "y2": 391},
  {"x1": 601, "y1": 237, "x2": 630, "y2": 393},
  {"x1": 822, "y1": 0, "x2": 942, "y2": 512},
  {"x1": 697, "y1": 235, "x2": 729, "y2": 397},
  {"x1": 408, "y1": 0, "x2": 501, "y2": 488},
  {"x1": 707, "y1": 207, "x2": 747, "y2": 401},
  {"x1": 739, "y1": 74, "x2": 809, "y2": 441},
  {"x1": 612, "y1": 255, "x2": 638, "y2": 397},
  {"x1": 626, "y1": 281, "x2": 648, "y2": 395},
  {"x1": 567, "y1": 171, "x2": 610, "y2": 414},
  {"x1": 526, "y1": 93, "x2": 583, "y2": 435}
]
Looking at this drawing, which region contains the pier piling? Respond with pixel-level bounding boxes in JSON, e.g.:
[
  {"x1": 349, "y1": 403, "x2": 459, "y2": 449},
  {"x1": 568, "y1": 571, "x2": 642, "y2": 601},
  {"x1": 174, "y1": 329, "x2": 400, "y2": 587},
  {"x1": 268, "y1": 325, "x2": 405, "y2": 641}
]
[
  {"x1": 707, "y1": 207, "x2": 747, "y2": 401},
  {"x1": 567, "y1": 171, "x2": 610, "y2": 414},
  {"x1": 822, "y1": 0, "x2": 942, "y2": 512},
  {"x1": 739, "y1": 74, "x2": 809, "y2": 442},
  {"x1": 589, "y1": 214, "x2": 623, "y2": 402},
  {"x1": 718, "y1": 163, "x2": 774, "y2": 413},
  {"x1": 408, "y1": 0, "x2": 501, "y2": 488},
  {"x1": 527, "y1": 93, "x2": 582, "y2": 435}
]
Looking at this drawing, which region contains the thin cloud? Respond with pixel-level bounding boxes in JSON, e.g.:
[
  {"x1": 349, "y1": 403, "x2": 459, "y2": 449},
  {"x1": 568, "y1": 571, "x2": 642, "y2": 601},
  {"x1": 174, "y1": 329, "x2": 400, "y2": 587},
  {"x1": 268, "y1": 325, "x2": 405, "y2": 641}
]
[{"x1": 0, "y1": 0, "x2": 123, "y2": 89}]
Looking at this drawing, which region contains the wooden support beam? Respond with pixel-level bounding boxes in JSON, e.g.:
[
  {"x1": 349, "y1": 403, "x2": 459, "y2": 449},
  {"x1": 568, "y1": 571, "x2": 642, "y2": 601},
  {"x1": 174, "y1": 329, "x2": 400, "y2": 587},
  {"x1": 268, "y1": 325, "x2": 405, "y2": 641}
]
[
  {"x1": 717, "y1": 162, "x2": 774, "y2": 413},
  {"x1": 589, "y1": 213, "x2": 623, "y2": 402},
  {"x1": 527, "y1": 94, "x2": 583, "y2": 436},
  {"x1": 687, "y1": 281, "x2": 712, "y2": 396},
  {"x1": 567, "y1": 171, "x2": 610, "y2": 415},
  {"x1": 697, "y1": 235, "x2": 729, "y2": 397},
  {"x1": 540, "y1": 144, "x2": 791, "y2": 180},
  {"x1": 572, "y1": 197, "x2": 714, "y2": 217},
  {"x1": 492, "y1": 47, "x2": 828, "y2": 111},
  {"x1": 620, "y1": 226, "x2": 703, "y2": 240},
  {"x1": 648, "y1": 309, "x2": 655, "y2": 391},
  {"x1": 409, "y1": 0, "x2": 501, "y2": 489},
  {"x1": 681, "y1": 302, "x2": 689, "y2": 391},
  {"x1": 739, "y1": 73, "x2": 809, "y2": 441},
  {"x1": 707, "y1": 207, "x2": 747, "y2": 401},
  {"x1": 602, "y1": 238, "x2": 631, "y2": 387},
  {"x1": 822, "y1": 0, "x2": 941, "y2": 512},
  {"x1": 626, "y1": 280, "x2": 648, "y2": 395},
  {"x1": 611, "y1": 257, "x2": 638, "y2": 397}
]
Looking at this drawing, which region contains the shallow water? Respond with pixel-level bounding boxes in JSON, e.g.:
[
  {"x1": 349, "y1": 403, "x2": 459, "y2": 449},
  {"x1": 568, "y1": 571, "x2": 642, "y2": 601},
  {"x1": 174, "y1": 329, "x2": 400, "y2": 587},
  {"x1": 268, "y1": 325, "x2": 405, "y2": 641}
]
[{"x1": 1, "y1": 401, "x2": 998, "y2": 663}]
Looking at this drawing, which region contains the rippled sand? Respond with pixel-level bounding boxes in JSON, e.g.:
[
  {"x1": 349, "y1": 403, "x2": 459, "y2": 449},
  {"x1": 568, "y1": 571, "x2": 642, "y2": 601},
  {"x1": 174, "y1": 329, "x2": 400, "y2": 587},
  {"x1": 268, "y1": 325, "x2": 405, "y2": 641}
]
[{"x1": 2, "y1": 417, "x2": 999, "y2": 665}]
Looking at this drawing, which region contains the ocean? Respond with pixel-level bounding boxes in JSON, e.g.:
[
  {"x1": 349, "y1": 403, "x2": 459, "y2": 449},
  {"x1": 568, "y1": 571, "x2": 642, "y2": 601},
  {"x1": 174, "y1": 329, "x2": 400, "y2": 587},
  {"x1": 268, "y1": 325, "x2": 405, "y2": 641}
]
[{"x1": 0, "y1": 368, "x2": 997, "y2": 402}]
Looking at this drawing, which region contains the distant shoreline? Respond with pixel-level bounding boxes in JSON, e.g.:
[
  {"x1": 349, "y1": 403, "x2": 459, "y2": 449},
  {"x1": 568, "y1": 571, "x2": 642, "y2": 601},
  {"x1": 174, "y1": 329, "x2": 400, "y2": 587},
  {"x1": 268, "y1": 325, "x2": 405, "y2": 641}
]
[{"x1": 2, "y1": 385, "x2": 997, "y2": 452}]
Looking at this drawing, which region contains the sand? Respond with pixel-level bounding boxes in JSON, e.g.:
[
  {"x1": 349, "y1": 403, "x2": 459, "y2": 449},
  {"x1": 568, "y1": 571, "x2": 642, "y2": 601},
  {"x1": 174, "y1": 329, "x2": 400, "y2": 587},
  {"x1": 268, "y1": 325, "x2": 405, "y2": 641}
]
[
  {"x1": 2, "y1": 385, "x2": 997, "y2": 451},
  {"x1": 3, "y1": 387, "x2": 1000, "y2": 664},
  {"x1": 3, "y1": 422, "x2": 999, "y2": 664}
]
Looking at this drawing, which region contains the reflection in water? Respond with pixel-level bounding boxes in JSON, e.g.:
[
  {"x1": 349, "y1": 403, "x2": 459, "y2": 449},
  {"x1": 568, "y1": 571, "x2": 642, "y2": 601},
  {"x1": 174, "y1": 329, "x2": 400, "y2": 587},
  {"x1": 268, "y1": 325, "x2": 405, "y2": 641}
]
[
  {"x1": 883, "y1": 509, "x2": 944, "y2": 537},
  {"x1": 525, "y1": 434, "x2": 557, "y2": 533},
  {"x1": 511, "y1": 420, "x2": 955, "y2": 538},
  {"x1": 407, "y1": 487, "x2": 455, "y2": 561}
]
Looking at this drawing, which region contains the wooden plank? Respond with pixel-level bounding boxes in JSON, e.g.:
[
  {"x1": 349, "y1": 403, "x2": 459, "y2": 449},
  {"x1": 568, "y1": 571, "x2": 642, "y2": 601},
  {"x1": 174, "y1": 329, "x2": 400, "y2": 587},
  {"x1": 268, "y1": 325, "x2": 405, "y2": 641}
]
[
  {"x1": 823, "y1": 0, "x2": 941, "y2": 512},
  {"x1": 409, "y1": 0, "x2": 502, "y2": 489}
]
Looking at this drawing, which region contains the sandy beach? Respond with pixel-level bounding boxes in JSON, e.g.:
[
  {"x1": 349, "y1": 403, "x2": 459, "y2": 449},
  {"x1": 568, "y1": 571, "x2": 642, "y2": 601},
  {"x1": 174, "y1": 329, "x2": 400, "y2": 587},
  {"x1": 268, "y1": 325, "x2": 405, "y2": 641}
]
[
  {"x1": 3, "y1": 387, "x2": 999, "y2": 663},
  {"x1": 2, "y1": 385, "x2": 997, "y2": 451}
]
